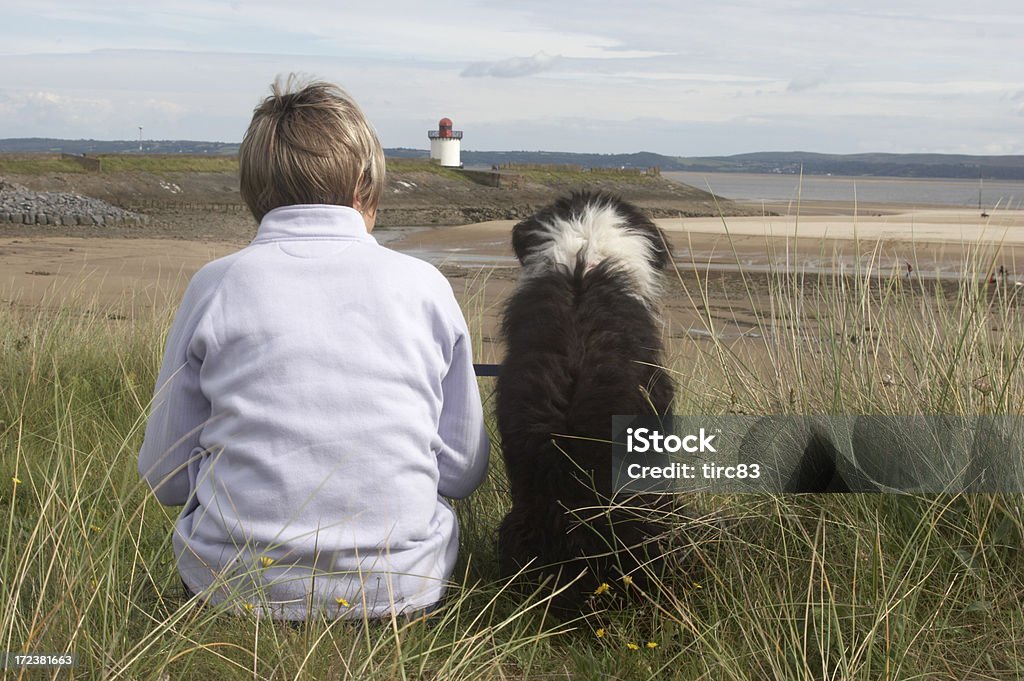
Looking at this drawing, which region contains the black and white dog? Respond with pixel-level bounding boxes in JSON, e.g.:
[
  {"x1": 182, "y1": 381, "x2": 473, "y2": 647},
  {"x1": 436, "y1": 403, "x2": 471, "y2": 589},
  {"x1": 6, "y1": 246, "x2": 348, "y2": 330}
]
[{"x1": 496, "y1": 190, "x2": 675, "y2": 612}]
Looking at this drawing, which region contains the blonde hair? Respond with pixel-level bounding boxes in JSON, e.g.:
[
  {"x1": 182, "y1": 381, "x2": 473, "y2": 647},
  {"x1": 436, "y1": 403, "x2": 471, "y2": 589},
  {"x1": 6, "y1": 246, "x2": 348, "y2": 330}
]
[{"x1": 239, "y1": 76, "x2": 385, "y2": 222}]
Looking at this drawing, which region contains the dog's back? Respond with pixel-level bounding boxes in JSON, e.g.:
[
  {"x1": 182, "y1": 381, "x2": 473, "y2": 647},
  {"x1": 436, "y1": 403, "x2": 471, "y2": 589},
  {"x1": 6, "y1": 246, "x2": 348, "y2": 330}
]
[{"x1": 496, "y1": 191, "x2": 674, "y2": 611}]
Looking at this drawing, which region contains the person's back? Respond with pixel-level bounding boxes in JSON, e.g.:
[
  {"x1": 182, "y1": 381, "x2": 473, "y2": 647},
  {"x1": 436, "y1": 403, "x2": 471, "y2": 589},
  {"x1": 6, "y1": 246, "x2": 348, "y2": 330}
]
[{"x1": 138, "y1": 78, "x2": 489, "y2": 620}]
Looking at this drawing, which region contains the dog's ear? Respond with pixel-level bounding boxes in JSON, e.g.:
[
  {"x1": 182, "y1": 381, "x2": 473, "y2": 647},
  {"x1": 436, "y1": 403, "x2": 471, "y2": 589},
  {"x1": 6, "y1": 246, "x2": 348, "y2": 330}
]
[
  {"x1": 646, "y1": 226, "x2": 672, "y2": 271},
  {"x1": 511, "y1": 216, "x2": 546, "y2": 264},
  {"x1": 617, "y1": 200, "x2": 672, "y2": 272}
]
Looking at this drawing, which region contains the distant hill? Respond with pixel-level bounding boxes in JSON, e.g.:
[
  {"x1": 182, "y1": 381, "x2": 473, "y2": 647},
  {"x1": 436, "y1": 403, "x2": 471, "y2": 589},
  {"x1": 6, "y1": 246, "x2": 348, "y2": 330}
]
[
  {"x1": 0, "y1": 138, "x2": 239, "y2": 155},
  {"x1": 4, "y1": 139, "x2": 1024, "y2": 180},
  {"x1": 674, "y1": 152, "x2": 1024, "y2": 180},
  {"x1": 455, "y1": 150, "x2": 1024, "y2": 180}
]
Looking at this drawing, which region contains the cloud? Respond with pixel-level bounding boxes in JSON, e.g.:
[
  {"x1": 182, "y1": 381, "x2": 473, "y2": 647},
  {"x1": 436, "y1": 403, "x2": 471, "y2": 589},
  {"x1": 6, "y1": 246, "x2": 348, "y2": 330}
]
[
  {"x1": 0, "y1": 87, "x2": 205, "y2": 139},
  {"x1": 787, "y1": 75, "x2": 828, "y2": 93},
  {"x1": 4, "y1": 91, "x2": 114, "y2": 131},
  {"x1": 4, "y1": 2, "x2": 1024, "y2": 154},
  {"x1": 787, "y1": 69, "x2": 833, "y2": 93},
  {"x1": 461, "y1": 52, "x2": 559, "y2": 78}
]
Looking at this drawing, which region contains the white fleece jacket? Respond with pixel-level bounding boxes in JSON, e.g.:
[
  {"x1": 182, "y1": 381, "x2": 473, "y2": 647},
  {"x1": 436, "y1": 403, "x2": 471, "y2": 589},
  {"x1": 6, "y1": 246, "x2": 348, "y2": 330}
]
[{"x1": 138, "y1": 204, "x2": 490, "y2": 619}]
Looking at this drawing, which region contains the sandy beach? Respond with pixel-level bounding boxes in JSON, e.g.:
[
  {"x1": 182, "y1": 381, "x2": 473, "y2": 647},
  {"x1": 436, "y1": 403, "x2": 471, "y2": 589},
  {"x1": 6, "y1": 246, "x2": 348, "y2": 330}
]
[
  {"x1": 3, "y1": 207, "x2": 1024, "y2": 366},
  {"x1": 0, "y1": 237, "x2": 240, "y2": 312},
  {"x1": 393, "y1": 208, "x2": 1024, "y2": 275}
]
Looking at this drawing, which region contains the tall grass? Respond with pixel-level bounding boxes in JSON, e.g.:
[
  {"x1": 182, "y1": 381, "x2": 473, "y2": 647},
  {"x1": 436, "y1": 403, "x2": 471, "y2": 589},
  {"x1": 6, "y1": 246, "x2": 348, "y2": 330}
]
[
  {"x1": 1, "y1": 227, "x2": 1023, "y2": 678},
  {"x1": 381, "y1": 158, "x2": 470, "y2": 182},
  {"x1": 667, "y1": 223, "x2": 1024, "y2": 416},
  {"x1": 0, "y1": 156, "x2": 87, "y2": 175},
  {"x1": 0, "y1": 154, "x2": 238, "y2": 176},
  {"x1": 94, "y1": 155, "x2": 239, "y2": 174}
]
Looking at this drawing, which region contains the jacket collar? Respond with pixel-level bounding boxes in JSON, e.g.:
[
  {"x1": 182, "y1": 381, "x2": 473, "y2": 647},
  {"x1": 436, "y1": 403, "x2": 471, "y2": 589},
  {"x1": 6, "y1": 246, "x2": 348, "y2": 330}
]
[{"x1": 252, "y1": 205, "x2": 375, "y2": 243}]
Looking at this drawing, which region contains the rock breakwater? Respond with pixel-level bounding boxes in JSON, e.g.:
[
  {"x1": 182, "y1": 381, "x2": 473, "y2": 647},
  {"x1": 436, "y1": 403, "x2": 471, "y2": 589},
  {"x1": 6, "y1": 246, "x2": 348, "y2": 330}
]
[{"x1": 0, "y1": 178, "x2": 145, "y2": 227}]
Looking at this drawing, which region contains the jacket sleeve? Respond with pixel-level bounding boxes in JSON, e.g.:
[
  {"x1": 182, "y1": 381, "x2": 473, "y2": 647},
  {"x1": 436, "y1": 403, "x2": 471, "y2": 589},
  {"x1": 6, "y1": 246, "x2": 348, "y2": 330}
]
[
  {"x1": 138, "y1": 276, "x2": 215, "y2": 506},
  {"x1": 435, "y1": 312, "x2": 491, "y2": 500}
]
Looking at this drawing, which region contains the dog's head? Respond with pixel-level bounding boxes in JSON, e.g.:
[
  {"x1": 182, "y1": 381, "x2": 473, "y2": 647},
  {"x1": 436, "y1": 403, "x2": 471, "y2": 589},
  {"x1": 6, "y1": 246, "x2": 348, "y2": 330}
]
[{"x1": 511, "y1": 191, "x2": 672, "y2": 301}]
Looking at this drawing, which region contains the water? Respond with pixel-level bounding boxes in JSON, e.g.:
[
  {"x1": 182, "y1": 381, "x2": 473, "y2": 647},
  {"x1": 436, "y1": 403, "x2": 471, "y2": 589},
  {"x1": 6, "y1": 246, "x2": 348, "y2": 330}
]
[
  {"x1": 371, "y1": 225, "x2": 434, "y2": 245},
  {"x1": 666, "y1": 171, "x2": 1024, "y2": 210},
  {"x1": 391, "y1": 248, "x2": 517, "y2": 267},
  {"x1": 383, "y1": 174, "x2": 1024, "y2": 276}
]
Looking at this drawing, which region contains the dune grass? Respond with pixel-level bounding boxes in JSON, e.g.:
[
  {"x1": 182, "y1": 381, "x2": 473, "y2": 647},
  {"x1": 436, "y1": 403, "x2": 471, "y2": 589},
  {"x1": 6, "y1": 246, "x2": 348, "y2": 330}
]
[
  {"x1": 0, "y1": 154, "x2": 239, "y2": 176},
  {"x1": 382, "y1": 157, "x2": 666, "y2": 188},
  {"x1": 94, "y1": 155, "x2": 239, "y2": 174},
  {"x1": 1, "y1": 229, "x2": 1023, "y2": 679},
  {"x1": 502, "y1": 166, "x2": 667, "y2": 190},
  {"x1": 382, "y1": 158, "x2": 471, "y2": 182},
  {"x1": 0, "y1": 156, "x2": 88, "y2": 175}
]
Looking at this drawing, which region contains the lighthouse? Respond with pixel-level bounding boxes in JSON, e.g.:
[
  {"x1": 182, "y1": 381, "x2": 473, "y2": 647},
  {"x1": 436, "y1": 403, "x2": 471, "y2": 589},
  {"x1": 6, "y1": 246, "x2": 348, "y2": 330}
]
[{"x1": 428, "y1": 117, "x2": 463, "y2": 168}]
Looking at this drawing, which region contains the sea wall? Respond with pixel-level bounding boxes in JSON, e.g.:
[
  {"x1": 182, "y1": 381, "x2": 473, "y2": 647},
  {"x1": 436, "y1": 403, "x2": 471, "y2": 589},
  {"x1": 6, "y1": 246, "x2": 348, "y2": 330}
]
[{"x1": 0, "y1": 178, "x2": 145, "y2": 226}]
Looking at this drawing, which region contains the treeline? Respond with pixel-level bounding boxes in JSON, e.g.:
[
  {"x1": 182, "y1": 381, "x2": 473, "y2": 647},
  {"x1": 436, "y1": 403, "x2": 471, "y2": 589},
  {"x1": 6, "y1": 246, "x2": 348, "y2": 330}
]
[{"x1": 0, "y1": 138, "x2": 239, "y2": 155}]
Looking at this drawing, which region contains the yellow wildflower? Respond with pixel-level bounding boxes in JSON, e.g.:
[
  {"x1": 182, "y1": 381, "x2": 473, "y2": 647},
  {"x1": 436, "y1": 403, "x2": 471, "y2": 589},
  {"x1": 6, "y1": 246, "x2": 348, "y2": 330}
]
[
  {"x1": 259, "y1": 556, "x2": 275, "y2": 568},
  {"x1": 89, "y1": 524, "x2": 101, "y2": 533},
  {"x1": 335, "y1": 597, "x2": 350, "y2": 608},
  {"x1": 693, "y1": 582, "x2": 703, "y2": 589},
  {"x1": 243, "y1": 602, "x2": 254, "y2": 613},
  {"x1": 626, "y1": 643, "x2": 639, "y2": 650},
  {"x1": 646, "y1": 641, "x2": 658, "y2": 649},
  {"x1": 12, "y1": 477, "x2": 21, "y2": 486},
  {"x1": 594, "y1": 582, "x2": 610, "y2": 596},
  {"x1": 621, "y1": 575, "x2": 633, "y2": 586},
  {"x1": 595, "y1": 628, "x2": 605, "y2": 638}
]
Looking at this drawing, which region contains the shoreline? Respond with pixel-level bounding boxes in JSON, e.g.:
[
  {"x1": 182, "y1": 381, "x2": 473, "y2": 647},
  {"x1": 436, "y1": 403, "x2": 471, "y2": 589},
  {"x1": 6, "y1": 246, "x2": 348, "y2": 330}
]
[
  {"x1": 5, "y1": 207, "x2": 1024, "y2": 311},
  {"x1": 2, "y1": 205, "x2": 1024, "y2": 372},
  {"x1": 5, "y1": 206, "x2": 1024, "y2": 370},
  {"x1": 389, "y1": 207, "x2": 1024, "y2": 273}
]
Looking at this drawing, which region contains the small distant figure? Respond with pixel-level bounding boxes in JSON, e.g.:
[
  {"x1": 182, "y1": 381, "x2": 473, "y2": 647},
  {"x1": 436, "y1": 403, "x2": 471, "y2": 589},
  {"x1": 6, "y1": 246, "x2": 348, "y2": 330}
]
[
  {"x1": 988, "y1": 265, "x2": 1007, "y2": 285},
  {"x1": 987, "y1": 264, "x2": 1011, "y2": 284},
  {"x1": 904, "y1": 262, "x2": 912, "y2": 280}
]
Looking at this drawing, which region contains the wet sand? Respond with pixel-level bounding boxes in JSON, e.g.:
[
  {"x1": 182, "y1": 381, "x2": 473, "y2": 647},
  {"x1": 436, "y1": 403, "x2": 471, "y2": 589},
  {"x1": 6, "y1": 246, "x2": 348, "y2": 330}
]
[
  {"x1": 397, "y1": 209, "x2": 1024, "y2": 270},
  {"x1": 343, "y1": 207, "x2": 1024, "y2": 367},
  {"x1": 0, "y1": 237, "x2": 240, "y2": 313},
  {"x1": 3, "y1": 208, "x2": 1024, "y2": 366}
]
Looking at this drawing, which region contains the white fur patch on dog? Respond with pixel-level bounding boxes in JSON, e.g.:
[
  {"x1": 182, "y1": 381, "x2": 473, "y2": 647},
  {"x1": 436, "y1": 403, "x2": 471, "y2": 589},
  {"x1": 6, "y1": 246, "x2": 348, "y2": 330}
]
[{"x1": 520, "y1": 201, "x2": 660, "y2": 302}]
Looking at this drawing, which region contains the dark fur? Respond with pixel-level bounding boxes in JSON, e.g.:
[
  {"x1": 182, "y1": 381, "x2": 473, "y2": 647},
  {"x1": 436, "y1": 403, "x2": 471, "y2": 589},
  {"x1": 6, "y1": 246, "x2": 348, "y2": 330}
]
[{"x1": 496, "y1": 191, "x2": 675, "y2": 612}]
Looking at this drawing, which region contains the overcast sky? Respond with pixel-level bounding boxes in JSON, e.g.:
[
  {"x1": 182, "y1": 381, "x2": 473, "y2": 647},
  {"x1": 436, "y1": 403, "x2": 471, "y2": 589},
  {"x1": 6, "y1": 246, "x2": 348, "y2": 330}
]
[{"x1": 2, "y1": 1, "x2": 1023, "y2": 156}]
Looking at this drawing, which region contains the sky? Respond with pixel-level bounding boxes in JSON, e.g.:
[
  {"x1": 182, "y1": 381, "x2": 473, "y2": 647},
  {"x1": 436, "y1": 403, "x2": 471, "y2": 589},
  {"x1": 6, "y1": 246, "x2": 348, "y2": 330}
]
[{"x1": 2, "y1": 1, "x2": 1024, "y2": 156}]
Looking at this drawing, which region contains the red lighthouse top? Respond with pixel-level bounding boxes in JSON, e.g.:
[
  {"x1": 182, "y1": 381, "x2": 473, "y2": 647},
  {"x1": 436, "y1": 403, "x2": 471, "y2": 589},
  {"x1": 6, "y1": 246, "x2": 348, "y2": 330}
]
[{"x1": 429, "y1": 117, "x2": 463, "y2": 140}]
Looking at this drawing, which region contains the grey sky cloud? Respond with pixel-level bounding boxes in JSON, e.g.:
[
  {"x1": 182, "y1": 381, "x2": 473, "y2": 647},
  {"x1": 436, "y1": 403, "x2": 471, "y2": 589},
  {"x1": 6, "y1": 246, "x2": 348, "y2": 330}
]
[
  {"x1": 2, "y1": 2, "x2": 1024, "y2": 154},
  {"x1": 461, "y1": 52, "x2": 560, "y2": 79},
  {"x1": 787, "y1": 74, "x2": 829, "y2": 93}
]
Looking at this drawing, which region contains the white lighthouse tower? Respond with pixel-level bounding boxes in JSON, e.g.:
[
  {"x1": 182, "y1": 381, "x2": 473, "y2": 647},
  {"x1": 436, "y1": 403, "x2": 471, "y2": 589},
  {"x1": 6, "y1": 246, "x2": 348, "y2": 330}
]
[{"x1": 428, "y1": 117, "x2": 463, "y2": 168}]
